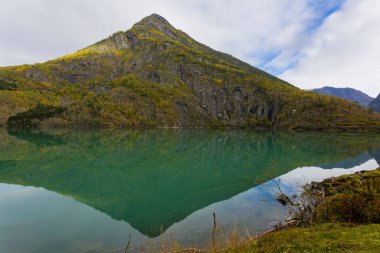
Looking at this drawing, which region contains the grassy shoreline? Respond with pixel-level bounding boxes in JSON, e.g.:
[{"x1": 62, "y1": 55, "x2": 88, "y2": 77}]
[
  {"x1": 228, "y1": 223, "x2": 380, "y2": 253},
  {"x1": 172, "y1": 168, "x2": 380, "y2": 253}
]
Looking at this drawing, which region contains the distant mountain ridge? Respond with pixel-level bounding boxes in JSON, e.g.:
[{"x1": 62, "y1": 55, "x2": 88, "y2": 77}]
[
  {"x1": 312, "y1": 86, "x2": 374, "y2": 106},
  {"x1": 1, "y1": 14, "x2": 380, "y2": 131},
  {"x1": 370, "y1": 93, "x2": 380, "y2": 113}
]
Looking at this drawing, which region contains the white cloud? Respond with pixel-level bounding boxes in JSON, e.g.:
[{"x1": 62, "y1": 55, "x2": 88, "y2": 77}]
[
  {"x1": 280, "y1": 0, "x2": 380, "y2": 97},
  {"x1": 0, "y1": 0, "x2": 313, "y2": 66}
]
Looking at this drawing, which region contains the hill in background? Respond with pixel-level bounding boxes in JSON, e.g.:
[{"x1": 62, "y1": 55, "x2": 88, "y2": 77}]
[{"x1": 312, "y1": 86, "x2": 374, "y2": 106}]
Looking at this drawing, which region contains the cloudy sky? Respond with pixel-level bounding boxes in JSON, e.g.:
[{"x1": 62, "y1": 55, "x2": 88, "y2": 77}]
[{"x1": 0, "y1": 0, "x2": 379, "y2": 96}]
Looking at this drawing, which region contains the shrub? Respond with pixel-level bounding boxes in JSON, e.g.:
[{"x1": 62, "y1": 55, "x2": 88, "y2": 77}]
[
  {"x1": 0, "y1": 79, "x2": 17, "y2": 90},
  {"x1": 8, "y1": 104, "x2": 66, "y2": 128}
]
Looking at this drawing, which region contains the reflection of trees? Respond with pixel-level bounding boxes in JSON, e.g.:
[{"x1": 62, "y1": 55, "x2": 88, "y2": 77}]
[{"x1": 7, "y1": 129, "x2": 66, "y2": 147}]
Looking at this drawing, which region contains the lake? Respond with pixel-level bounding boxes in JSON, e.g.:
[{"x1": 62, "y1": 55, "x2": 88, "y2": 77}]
[{"x1": 0, "y1": 129, "x2": 379, "y2": 252}]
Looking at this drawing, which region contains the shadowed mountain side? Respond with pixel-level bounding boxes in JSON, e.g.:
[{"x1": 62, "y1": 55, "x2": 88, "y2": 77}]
[
  {"x1": 369, "y1": 93, "x2": 380, "y2": 113},
  {"x1": 1, "y1": 14, "x2": 380, "y2": 130},
  {"x1": 1, "y1": 130, "x2": 380, "y2": 236}
]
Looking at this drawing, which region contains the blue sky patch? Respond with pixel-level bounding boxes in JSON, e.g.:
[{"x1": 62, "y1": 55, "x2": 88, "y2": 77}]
[
  {"x1": 258, "y1": 0, "x2": 346, "y2": 76},
  {"x1": 306, "y1": 0, "x2": 346, "y2": 33}
]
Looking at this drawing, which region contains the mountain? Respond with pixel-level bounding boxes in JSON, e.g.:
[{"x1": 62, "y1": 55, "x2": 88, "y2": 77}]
[
  {"x1": 1, "y1": 14, "x2": 380, "y2": 131},
  {"x1": 370, "y1": 93, "x2": 380, "y2": 113},
  {"x1": 312, "y1": 86, "x2": 374, "y2": 106}
]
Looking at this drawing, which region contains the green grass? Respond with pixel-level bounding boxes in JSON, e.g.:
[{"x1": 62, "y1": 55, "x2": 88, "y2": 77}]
[{"x1": 228, "y1": 223, "x2": 380, "y2": 253}]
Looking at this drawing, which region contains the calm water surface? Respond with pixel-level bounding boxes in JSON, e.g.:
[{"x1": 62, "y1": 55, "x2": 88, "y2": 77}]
[{"x1": 0, "y1": 129, "x2": 379, "y2": 252}]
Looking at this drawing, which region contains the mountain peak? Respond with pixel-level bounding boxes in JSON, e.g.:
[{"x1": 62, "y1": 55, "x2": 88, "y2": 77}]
[
  {"x1": 132, "y1": 14, "x2": 175, "y2": 35},
  {"x1": 140, "y1": 13, "x2": 169, "y2": 24},
  {"x1": 89, "y1": 14, "x2": 180, "y2": 52}
]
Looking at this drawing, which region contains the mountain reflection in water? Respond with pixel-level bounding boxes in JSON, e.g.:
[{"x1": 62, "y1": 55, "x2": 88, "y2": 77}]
[{"x1": 0, "y1": 129, "x2": 379, "y2": 252}]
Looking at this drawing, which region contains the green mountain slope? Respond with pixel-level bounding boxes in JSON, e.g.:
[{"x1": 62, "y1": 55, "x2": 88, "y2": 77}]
[{"x1": 1, "y1": 14, "x2": 380, "y2": 130}]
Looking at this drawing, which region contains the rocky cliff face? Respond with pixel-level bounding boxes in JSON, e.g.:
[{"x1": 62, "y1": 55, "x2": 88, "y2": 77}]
[
  {"x1": 1, "y1": 14, "x2": 380, "y2": 130},
  {"x1": 312, "y1": 87, "x2": 374, "y2": 106},
  {"x1": 370, "y1": 93, "x2": 380, "y2": 113}
]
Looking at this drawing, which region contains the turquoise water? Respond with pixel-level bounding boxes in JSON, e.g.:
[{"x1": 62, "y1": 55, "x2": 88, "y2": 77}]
[{"x1": 0, "y1": 129, "x2": 379, "y2": 252}]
